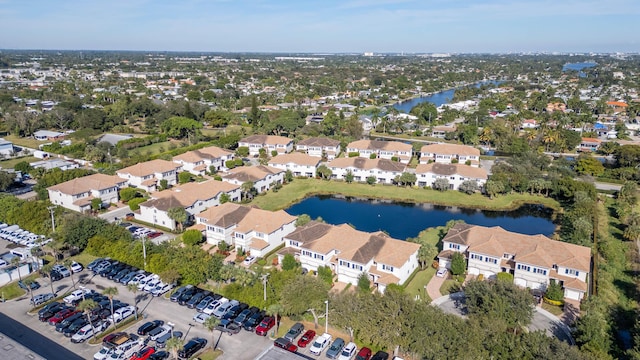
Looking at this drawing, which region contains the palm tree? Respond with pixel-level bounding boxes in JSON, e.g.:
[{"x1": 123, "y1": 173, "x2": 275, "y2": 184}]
[
  {"x1": 77, "y1": 299, "x2": 98, "y2": 340},
  {"x1": 166, "y1": 336, "x2": 184, "y2": 360},
  {"x1": 126, "y1": 283, "x2": 139, "y2": 320},
  {"x1": 41, "y1": 263, "x2": 55, "y2": 295},
  {"x1": 23, "y1": 278, "x2": 35, "y2": 305},
  {"x1": 103, "y1": 287, "x2": 119, "y2": 328},
  {"x1": 167, "y1": 207, "x2": 188, "y2": 232},
  {"x1": 266, "y1": 303, "x2": 284, "y2": 335},
  {"x1": 204, "y1": 315, "x2": 220, "y2": 350},
  {"x1": 11, "y1": 257, "x2": 22, "y2": 281},
  {"x1": 63, "y1": 259, "x2": 76, "y2": 289},
  {"x1": 240, "y1": 181, "x2": 255, "y2": 201}
]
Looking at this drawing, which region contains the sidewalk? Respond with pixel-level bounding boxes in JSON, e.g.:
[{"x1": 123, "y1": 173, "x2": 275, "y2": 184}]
[{"x1": 425, "y1": 273, "x2": 446, "y2": 300}]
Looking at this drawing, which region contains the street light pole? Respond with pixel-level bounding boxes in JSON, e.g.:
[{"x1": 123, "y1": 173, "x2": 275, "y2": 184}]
[
  {"x1": 47, "y1": 206, "x2": 56, "y2": 232},
  {"x1": 324, "y1": 300, "x2": 329, "y2": 334},
  {"x1": 262, "y1": 274, "x2": 269, "y2": 302},
  {"x1": 142, "y1": 236, "x2": 147, "y2": 270}
]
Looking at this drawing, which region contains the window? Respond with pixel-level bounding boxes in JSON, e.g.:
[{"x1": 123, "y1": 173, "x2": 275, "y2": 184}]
[
  {"x1": 382, "y1": 264, "x2": 394, "y2": 272},
  {"x1": 289, "y1": 240, "x2": 299, "y2": 247},
  {"x1": 564, "y1": 268, "x2": 579, "y2": 276},
  {"x1": 302, "y1": 250, "x2": 312, "y2": 257},
  {"x1": 516, "y1": 264, "x2": 531, "y2": 272},
  {"x1": 533, "y1": 268, "x2": 547, "y2": 275},
  {"x1": 448, "y1": 243, "x2": 460, "y2": 250}
]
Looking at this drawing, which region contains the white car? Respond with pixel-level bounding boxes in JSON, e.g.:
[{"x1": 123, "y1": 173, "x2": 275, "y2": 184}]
[
  {"x1": 212, "y1": 300, "x2": 238, "y2": 318},
  {"x1": 63, "y1": 289, "x2": 91, "y2": 305},
  {"x1": 127, "y1": 273, "x2": 147, "y2": 285},
  {"x1": 152, "y1": 282, "x2": 174, "y2": 297},
  {"x1": 53, "y1": 264, "x2": 71, "y2": 277},
  {"x1": 338, "y1": 342, "x2": 357, "y2": 360},
  {"x1": 149, "y1": 323, "x2": 174, "y2": 341},
  {"x1": 309, "y1": 333, "x2": 332, "y2": 355},
  {"x1": 93, "y1": 346, "x2": 115, "y2": 360},
  {"x1": 243, "y1": 256, "x2": 256, "y2": 266},
  {"x1": 71, "y1": 321, "x2": 107, "y2": 343},
  {"x1": 112, "y1": 305, "x2": 136, "y2": 323},
  {"x1": 143, "y1": 278, "x2": 161, "y2": 293},
  {"x1": 436, "y1": 268, "x2": 448, "y2": 278},
  {"x1": 203, "y1": 297, "x2": 228, "y2": 315},
  {"x1": 70, "y1": 261, "x2": 84, "y2": 273},
  {"x1": 137, "y1": 274, "x2": 159, "y2": 290},
  {"x1": 193, "y1": 312, "x2": 210, "y2": 324}
]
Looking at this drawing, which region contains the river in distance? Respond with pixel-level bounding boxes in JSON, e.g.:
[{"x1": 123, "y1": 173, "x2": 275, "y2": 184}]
[
  {"x1": 393, "y1": 80, "x2": 504, "y2": 113},
  {"x1": 285, "y1": 195, "x2": 555, "y2": 240}
]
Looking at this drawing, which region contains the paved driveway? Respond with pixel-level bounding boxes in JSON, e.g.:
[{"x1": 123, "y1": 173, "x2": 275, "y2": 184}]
[{"x1": 1, "y1": 269, "x2": 272, "y2": 360}]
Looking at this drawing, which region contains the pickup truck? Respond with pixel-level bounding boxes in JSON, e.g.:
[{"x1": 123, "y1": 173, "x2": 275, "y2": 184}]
[
  {"x1": 63, "y1": 289, "x2": 92, "y2": 305},
  {"x1": 214, "y1": 319, "x2": 242, "y2": 335}
]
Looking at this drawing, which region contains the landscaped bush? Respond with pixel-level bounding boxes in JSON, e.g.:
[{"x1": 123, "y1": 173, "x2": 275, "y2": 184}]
[
  {"x1": 182, "y1": 229, "x2": 204, "y2": 246},
  {"x1": 128, "y1": 197, "x2": 147, "y2": 211},
  {"x1": 348, "y1": 152, "x2": 359, "y2": 157},
  {"x1": 369, "y1": 153, "x2": 377, "y2": 159},
  {"x1": 391, "y1": 156, "x2": 399, "y2": 162}
]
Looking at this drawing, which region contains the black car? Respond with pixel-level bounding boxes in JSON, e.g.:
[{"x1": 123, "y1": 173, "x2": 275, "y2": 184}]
[
  {"x1": 178, "y1": 338, "x2": 207, "y2": 359},
  {"x1": 38, "y1": 304, "x2": 67, "y2": 322},
  {"x1": 120, "y1": 270, "x2": 140, "y2": 285},
  {"x1": 169, "y1": 285, "x2": 192, "y2": 302},
  {"x1": 38, "y1": 301, "x2": 61, "y2": 317},
  {"x1": 48, "y1": 270, "x2": 63, "y2": 282},
  {"x1": 186, "y1": 292, "x2": 206, "y2": 309},
  {"x1": 222, "y1": 303, "x2": 248, "y2": 321},
  {"x1": 62, "y1": 318, "x2": 89, "y2": 337},
  {"x1": 112, "y1": 268, "x2": 132, "y2": 282},
  {"x1": 55, "y1": 312, "x2": 84, "y2": 332},
  {"x1": 18, "y1": 280, "x2": 40, "y2": 290},
  {"x1": 233, "y1": 307, "x2": 259, "y2": 326},
  {"x1": 371, "y1": 351, "x2": 390, "y2": 360},
  {"x1": 137, "y1": 320, "x2": 164, "y2": 336},
  {"x1": 86, "y1": 258, "x2": 104, "y2": 271},
  {"x1": 149, "y1": 351, "x2": 169, "y2": 360},
  {"x1": 178, "y1": 288, "x2": 198, "y2": 306},
  {"x1": 243, "y1": 311, "x2": 265, "y2": 331}
]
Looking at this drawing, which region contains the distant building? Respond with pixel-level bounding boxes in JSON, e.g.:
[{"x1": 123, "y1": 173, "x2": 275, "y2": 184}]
[
  {"x1": 578, "y1": 138, "x2": 602, "y2": 152},
  {"x1": 221, "y1": 165, "x2": 284, "y2": 193},
  {"x1": 296, "y1": 137, "x2": 341, "y2": 160},
  {"x1": 47, "y1": 173, "x2": 126, "y2": 213},
  {"x1": 238, "y1": 135, "x2": 294, "y2": 156},
  {"x1": 0, "y1": 138, "x2": 14, "y2": 156},
  {"x1": 415, "y1": 163, "x2": 488, "y2": 190},
  {"x1": 34, "y1": 130, "x2": 65, "y2": 141},
  {"x1": 346, "y1": 140, "x2": 413, "y2": 164},
  {"x1": 97, "y1": 133, "x2": 134, "y2": 146},
  {"x1": 267, "y1": 153, "x2": 320, "y2": 178},
  {"x1": 31, "y1": 158, "x2": 80, "y2": 171},
  {"x1": 420, "y1": 143, "x2": 480, "y2": 167},
  {"x1": 173, "y1": 146, "x2": 234, "y2": 176},
  {"x1": 116, "y1": 159, "x2": 182, "y2": 192},
  {"x1": 327, "y1": 157, "x2": 406, "y2": 184}
]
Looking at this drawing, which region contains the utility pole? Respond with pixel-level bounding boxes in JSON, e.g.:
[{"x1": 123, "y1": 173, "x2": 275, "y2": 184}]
[
  {"x1": 47, "y1": 206, "x2": 56, "y2": 232},
  {"x1": 142, "y1": 235, "x2": 147, "y2": 270},
  {"x1": 262, "y1": 274, "x2": 269, "y2": 302},
  {"x1": 324, "y1": 300, "x2": 329, "y2": 334}
]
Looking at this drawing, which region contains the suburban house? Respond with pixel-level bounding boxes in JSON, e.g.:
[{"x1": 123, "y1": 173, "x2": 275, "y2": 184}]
[
  {"x1": 578, "y1": 138, "x2": 602, "y2": 152},
  {"x1": 196, "y1": 203, "x2": 297, "y2": 257},
  {"x1": 173, "y1": 146, "x2": 235, "y2": 176},
  {"x1": 238, "y1": 135, "x2": 294, "y2": 156},
  {"x1": 438, "y1": 223, "x2": 591, "y2": 301},
  {"x1": 267, "y1": 153, "x2": 321, "y2": 177},
  {"x1": 97, "y1": 133, "x2": 134, "y2": 146},
  {"x1": 47, "y1": 173, "x2": 127, "y2": 213},
  {"x1": 0, "y1": 138, "x2": 14, "y2": 156},
  {"x1": 420, "y1": 143, "x2": 481, "y2": 167},
  {"x1": 279, "y1": 221, "x2": 420, "y2": 293},
  {"x1": 295, "y1": 137, "x2": 341, "y2": 160},
  {"x1": 606, "y1": 101, "x2": 628, "y2": 114},
  {"x1": 34, "y1": 130, "x2": 65, "y2": 141},
  {"x1": 31, "y1": 159, "x2": 80, "y2": 171},
  {"x1": 346, "y1": 140, "x2": 413, "y2": 164},
  {"x1": 221, "y1": 165, "x2": 285, "y2": 193},
  {"x1": 521, "y1": 119, "x2": 539, "y2": 129},
  {"x1": 327, "y1": 157, "x2": 407, "y2": 184},
  {"x1": 137, "y1": 180, "x2": 241, "y2": 231},
  {"x1": 431, "y1": 125, "x2": 456, "y2": 139},
  {"x1": 116, "y1": 159, "x2": 182, "y2": 192},
  {"x1": 415, "y1": 163, "x2": 488, "y2": 190}
]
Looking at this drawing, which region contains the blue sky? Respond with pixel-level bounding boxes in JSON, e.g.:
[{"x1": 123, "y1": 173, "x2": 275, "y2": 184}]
[{"x1": 1, "y1": 0, "x2": 638, "y2": 53}]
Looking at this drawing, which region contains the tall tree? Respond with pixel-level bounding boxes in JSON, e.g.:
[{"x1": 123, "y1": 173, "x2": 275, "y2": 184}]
[
  {"x1": 281, "y1": 275, "x2": 330, "y2": 329},
  {"x1": 103, "y1": 287, "x2": 119, "y2": 328},
  {"x1": 167, "y1": 207, "x2": 188, "y2": 231},
  {"x1": 77, "y1": 299, "x2": 98, "y2": 340}
]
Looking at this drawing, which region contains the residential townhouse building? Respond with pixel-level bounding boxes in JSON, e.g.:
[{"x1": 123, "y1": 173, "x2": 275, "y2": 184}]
[
  {"x1": 221, "y1": 165, "x2": 284, "y2": 193},
  {"x1": 238, "y1": 135, "x2": 293, "y2": 156},
  {"x1": 296, "y1": 137, "x2": 341, "y2": 160},
  {"x1": 173, "y1": 146, "x2": 234, "y2": 176},
  {"x1": 116, "y1": 159, "x2": 182, "y2": 192},
  {"x1": 577, "y1": 138, "x2": 602, "y2": 152},
  {"x1": 420, "y1": 143, "x2": 481, "y2": 167},
  {"x1": 327, "y1": 157, "x2": 406, "y2": 184},
  {"x1": 267, "y1": 153, "x2": 321, "y2": 178},
  {"x1": 137, "y1": 180, "x2": 241, "y2": 230},
  {"x1": 415, "y1": 163, "x2": 488, "y2": 190},
  {"x1": 438, "y1": 223, "x2": 591, "y2": 301},
  {"x1": 196, "y1": 203, "x2": 297, "y2": 257},
  {"x1": 279, "y1": 222, "x2": 420, "y2": 293},
  {"x1": 346, "y1": 140, "x2": 413, "y2": 164},
  {"x1": 47, "y1": 173, "x2": 127, "y2": 213}
]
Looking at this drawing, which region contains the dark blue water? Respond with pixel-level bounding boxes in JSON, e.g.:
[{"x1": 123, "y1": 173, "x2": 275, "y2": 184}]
[
  {"x1": 393, "y1": 80, "x2": 504, "y2": 113},
  {"x1": 562, "y1": 62, "x2": 597, "y2": 71},
  {"x1": 285, "y1": 195, "x2": 555, "y2": 240}
]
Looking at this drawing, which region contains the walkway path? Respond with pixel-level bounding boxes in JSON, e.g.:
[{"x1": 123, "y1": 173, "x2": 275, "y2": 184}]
[{"x1": 425, "y1": 273, "x2": 445, "y2": 300}]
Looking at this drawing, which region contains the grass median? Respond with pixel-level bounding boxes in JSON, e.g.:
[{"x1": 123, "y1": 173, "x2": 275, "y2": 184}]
[{"x1": 250, "y1": 178, "x2": 560, "y2": 212}]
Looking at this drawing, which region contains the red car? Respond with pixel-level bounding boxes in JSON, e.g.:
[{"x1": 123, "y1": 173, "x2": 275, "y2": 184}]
[
  {"x1": 274, "y1": 338, "x2": 298, "y2": 353},
  {"x1": 356, "y1": 347, "x2": 373, "y2": 360},
  {"x1": 130, "y1": 347, "x2": 155, "y2": 360},
  {"x1": 148, "y1": 232, "x2": 163, "y2": 239},
  {"x1": 297, "y1": 329, "x2": 316, "y2": 348},
  {"x1": 255, "y1": 316, "x2": 276, "y2": 336},
  {"x1": 48, "y1": 309, "x2": 78, "y2": 325}
]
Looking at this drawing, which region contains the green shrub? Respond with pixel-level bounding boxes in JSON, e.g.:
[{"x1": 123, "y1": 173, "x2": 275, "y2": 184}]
[
  {"x1": 182, "y1": 229, "x2": 204, "y2": 246},
  {"x1": 348, "y1": 152, "x2": 359, "y2": 158},
  {"x1": 128, "y1": 197, "x2": 147, "y2": 211},
  {"x1": 369, "y1": 153, "x2": 377, "y2": 159}
]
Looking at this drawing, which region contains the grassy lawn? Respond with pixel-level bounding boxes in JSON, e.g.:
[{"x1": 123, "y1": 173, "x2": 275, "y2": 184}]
[
  {"x1": 195, "y1": 349, "x2": 223, "y2": 360},
  {"x1": 4, "y1": 134, "x2": 43, "y2": 149},
  {"x1": 251, "y1": 178, "x2": 560, "y2": 212},
  {"x1": 0, "y1": 272, "x2": 40, "y2": 301},
  {"x1": 130, "y1": 140, "x2": 175, "y2": 156},
  {"x1": 69, "y1": 252, "x2": 98, "y2": 267},
  {"x1": 439, "y1": 279, "x2": 463, "y2": 295},
  {"x1": 404, "y1": 267, "x2": 436, "y2": 301},
  {"x1": 541, "y1": 302, "x2": 564, "y2": 316},
  {"x1": 0, "y1": 156, "x2": 38, "y2": 169}
]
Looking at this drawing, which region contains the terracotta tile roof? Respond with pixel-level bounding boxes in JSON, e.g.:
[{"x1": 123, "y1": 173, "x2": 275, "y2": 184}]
[
  {"x1": 606, "y1": 101, "x2": 628, "y2": 107},
  {"x1": 222, "y1": 165, "x2": 284, "y2": 183},
  {"x1": 198, "y1": 203, "x2": 295, "y2": 234},
  {"x1": 420, "y1": 143, "x2": 480, "y2": 157},
  {"x1": 327, "y1": 157, "x2": 406, "y2": 173},
  {"x1": 415, "y1": 163, "x2": 488, "y2": 179},
  {"x1": 140, "y1": 180, "x2": 239, "y2": 211},
  {"x1": 268, "y1": 153, "x2": 321, "y2": 167},
  {"x1": 581, "y1": 138, "x2": 602, "y2": 143},
  {"x1": 240, "y1": 135, "x2": 292, "y2": 145},
  {"x1": 117, "y1": 159, "x2": 181, "y2": 178},
  {"x1": 48, "y1": 173, "x2": 124, "y2": 195},
  {"x1": 297, "y1": 137, "x2": 340, "y2": 147},
  {"x1": 250, "y1": 238, "x2": 270, "y2": 251},
  {"x1": 442, "y1": 224, "x2": 591, "y2": 272},
  {"x1": 173, "y1": 146, "x2": 233, "y2": 163},
  {"x1": 347, "y1": 139, "x2": 412, "y2": 153}
]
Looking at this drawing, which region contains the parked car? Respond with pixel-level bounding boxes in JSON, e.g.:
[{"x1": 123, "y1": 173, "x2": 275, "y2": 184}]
[
  {"x1": 70, "y1": 261, "x2": 84, "y2": 273},
  {"x1": 130, "y1": 347, "x2": 155, "y2": 360},
  {"x1": 243, "y1": 255, "x2": 256, "y2": 266},
  {"x1": 55, "y1": 312, "x2": 84, "y2": 332},
  {"x1": 178, "y1": 338, "x2": 207, "y2": 359},
  {"x1": 297, "y1": 329, "x2": 316, "y2": 348},
  {"x1": 186, "y1": 291, "x2": 206, "y2": 308},
  {"x1": 112, "y1": 305, "x2": 136, "y2": 323},
  {"x1": 149, "y1": 324, "x2": 174, "y2": 342},
  {"x1": 436, "y1": 268, "x2": 448, "y2": 278},
  {"x1": 192, "y1": 312, "x2": 210, "y2": 324},
  {"x1": 149, "y1": 351, "x2": 169, "y2": 360},
  {"x1": 309, "y1": 333, "x2": 332, "y2": 356},
  {"x1": 338, "y1": 342, "x2": 358, "y2": 360},
  {"x1": 169, "y1": 285, "x2": 192, "y2": 302},
  {"x1": 48, "y1": 308, "x2": 78, "y2": 325},
  {"x1": 93, "y1": 346, "x2": 115, "y2": 360},
  {"x1": 87, "y1": 258, "x2": 105, "y2": 271},
  {"x1": 62, "y1": 318, "x2": 89, "y2": 338},
  {"x1": 203, "y1": 297, "x2": 228, "y2": 315},
  {"x1": 243, "y1": 311, "x2": 265, "y2": 331},
  {"x1": 39, "y1": 303, "x2": 66, "y2": 322},
  {"x1": 177, "y1": 287, "x2": 198, "y2": 305},
  {"x1": 152, "y1": 282, "x2": 174, "y2": 297},
  {"x1": 326, "y1": 338, "x2": 346, "y2": 359},
  {"x1": 255, "y1": 316, "x2": 277, "y2": 336},
  {"x1": 18, "y1": 280, "x2": 40, "y2": 291},
  {"x1": 63, "y1": 289, "x2": 91, "y2": 305},
  {"x1": 48, "y1": 270, "x2": 64, "y2": 282},
  {"x1": 355, "y1": 347, "x2": 373, "y2": 360},
  {"x1": 53, "y1": 264, "x2": 71, "y2": 277},
  {"x1": 214, "y1": 319, "x2": 241, "y2": 335},
  {"x1": 274, "y1": 337, "x2": 298, "y2": 352},
  {"x1": 31, "y1": 292, "x2": 55, "y2": 306},
  {"x1": 155, "y1": 331, "x2": 182, "y2": 349},
  {"x1": 371, "y1": 351, "x2": 390, "y2": 360},
  {"x1": 233, "y1": 307, "x2": 258, "y2": 326},
  {"x1": 137, "y1": 320, "x2": 164, "y2": 336},
  {"x1": 284, "y1": 322, "x2": 304, "y2": 342},
  {"x1": 212, "y1": 299, "x2": 238, "y2": 318},
  {"x1": 71, "y1": 321, "x2": 108, "y2": 343},
  {"x1": 195, "y1": 295, "x2": 215, "y2": 312}
]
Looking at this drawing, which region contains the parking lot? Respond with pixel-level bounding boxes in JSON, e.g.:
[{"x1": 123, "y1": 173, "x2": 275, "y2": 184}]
[{"x1": 1, "y1": 265, "x2": 273, "y2": 360}]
